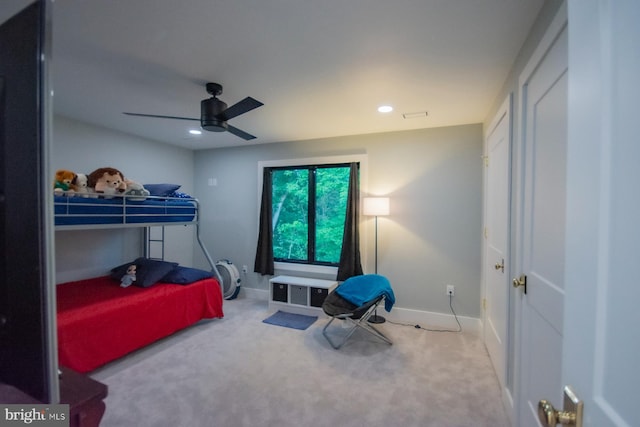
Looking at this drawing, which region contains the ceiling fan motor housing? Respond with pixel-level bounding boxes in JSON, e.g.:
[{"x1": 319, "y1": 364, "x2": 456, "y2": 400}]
[{"x1": 201, "y1": 97, "x2": 228, "y2": 132}]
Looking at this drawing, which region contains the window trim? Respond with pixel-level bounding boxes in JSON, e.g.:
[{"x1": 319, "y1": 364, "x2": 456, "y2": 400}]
[
  {"x1": 258, "y1": 154, "x2": 368, "y2": 276},
  {"x1": 271, "y1": 163, "x2": 352, "y2": 266}
]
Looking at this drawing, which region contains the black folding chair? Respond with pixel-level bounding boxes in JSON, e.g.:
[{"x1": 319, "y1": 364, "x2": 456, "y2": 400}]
[{"x1": 322, "y1": 289, "x2": 393, "y2": 349}]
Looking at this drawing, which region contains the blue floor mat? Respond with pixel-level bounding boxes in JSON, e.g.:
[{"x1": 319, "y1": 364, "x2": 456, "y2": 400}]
[{"x1": 262, "y1": 310, "x2": 318, "y2": 330}]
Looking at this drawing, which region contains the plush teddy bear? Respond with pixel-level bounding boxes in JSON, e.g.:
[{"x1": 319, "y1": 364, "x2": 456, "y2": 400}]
[
  {"x1": 53, "y1": 169, "x2": 77, "y2": 196},
  {"x1": 124, "y1": 178, "x2": 150, "y2": 201},
  {"x1": 120, "y1": 264, "x2": 137, "y2": 288},
  {"x1": 73, "y1": 173, "x2": 90, "y2": 198},
  {"x1": 88, "y1": 167, "x2": 126, "y2": 198}
]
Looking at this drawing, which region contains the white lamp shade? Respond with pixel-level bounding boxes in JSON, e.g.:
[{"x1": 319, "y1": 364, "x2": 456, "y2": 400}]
[{"x1": 363, "y1": 197, "x2": 390, "y2": 216}]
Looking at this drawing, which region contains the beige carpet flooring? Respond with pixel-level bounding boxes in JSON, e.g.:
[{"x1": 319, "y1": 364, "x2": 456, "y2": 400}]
[{"x1": 91, "y1": 297, "x2": 510, "y2": 427}]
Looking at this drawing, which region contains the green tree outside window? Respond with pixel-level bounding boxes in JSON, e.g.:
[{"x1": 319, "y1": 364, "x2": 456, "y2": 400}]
[{"x1": 272, "y1": 165, "x2": 350, "y2": 265}]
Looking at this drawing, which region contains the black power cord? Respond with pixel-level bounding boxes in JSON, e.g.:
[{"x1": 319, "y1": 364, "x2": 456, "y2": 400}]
[{"x1": 388, "y1": 294, "x2": 462, "y2": 333}]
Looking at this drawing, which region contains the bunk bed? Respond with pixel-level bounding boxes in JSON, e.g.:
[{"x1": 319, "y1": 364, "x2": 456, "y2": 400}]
[
  {"x1": 54, "y1": 193, "x2": 224, "y2": 373},
  {"x1": 54, "y1": 194, "x2": 198, "y2": 227}
]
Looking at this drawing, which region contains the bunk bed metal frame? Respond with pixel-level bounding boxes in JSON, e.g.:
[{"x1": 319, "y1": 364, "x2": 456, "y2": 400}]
[{"x1": 54, "y1": 194, "x2": 224, "y2": 288}]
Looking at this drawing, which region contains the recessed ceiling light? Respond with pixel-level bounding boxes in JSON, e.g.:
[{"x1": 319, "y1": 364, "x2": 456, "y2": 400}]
[
  {"x1": 377, "y1": 105, "x2": 393, "y2": 113},
  {"x1": 189, "y1": 129, "x2": 202, "y2": 135}
]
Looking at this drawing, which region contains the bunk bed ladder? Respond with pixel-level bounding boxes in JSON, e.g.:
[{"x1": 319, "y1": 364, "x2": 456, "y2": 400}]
[
  {"x1": 140, "y1": 200, "x2": 224, "y2": 293},
  {"x1": 144, "y1": 226, "x2": 165, "y2": 260}
]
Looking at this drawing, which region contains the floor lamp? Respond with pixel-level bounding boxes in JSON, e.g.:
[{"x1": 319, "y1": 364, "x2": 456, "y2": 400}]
[{"x1": 363, "y1": 197, "x2": 389, "y2": 324}]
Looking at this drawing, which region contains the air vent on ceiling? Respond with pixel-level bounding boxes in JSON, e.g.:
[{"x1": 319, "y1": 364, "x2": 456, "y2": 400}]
[{"x1": 402, "y1": 111, "x2": 428, "y2": 119}]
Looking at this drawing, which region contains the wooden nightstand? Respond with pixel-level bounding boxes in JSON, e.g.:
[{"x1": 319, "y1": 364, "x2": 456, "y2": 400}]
[
  {"x1": 59, "y1": 367, "x2": 108, "y2": 427},
  {"x1": 0, "y1": 368, "x2": 107, "y2": 427}
]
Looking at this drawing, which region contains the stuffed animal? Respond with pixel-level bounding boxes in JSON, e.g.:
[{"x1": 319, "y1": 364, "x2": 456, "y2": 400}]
[
  {"x1": 124, "y1": 178, "x2": 150, "y2": 201},
  {"x1": 53, "y1": 169, "x2": 77, "y2": 196},
  {"x1": 88, "y1": 167, "x2": 126, "y2": 198},
  {"x1": 120, "y1": 264, "x2": 137, "y2": 288},
  {"x1": 73, "y1": 173, "x2": 90, "y2": 198}
]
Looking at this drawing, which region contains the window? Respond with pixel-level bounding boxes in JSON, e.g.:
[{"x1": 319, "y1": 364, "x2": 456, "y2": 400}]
[{"x1": 271, "y1": 163, "x2": 353, "y2": 266}]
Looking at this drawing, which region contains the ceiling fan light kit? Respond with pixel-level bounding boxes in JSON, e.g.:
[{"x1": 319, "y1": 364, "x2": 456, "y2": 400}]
[{"x1": 123, "y1": 82, "x2": 263, "y2": 141}]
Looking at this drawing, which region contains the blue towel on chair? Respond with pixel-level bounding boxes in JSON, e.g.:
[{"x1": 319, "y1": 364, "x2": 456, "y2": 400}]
[{"x1": 335, "y1": 274, "x2": 396, "y2": 312}]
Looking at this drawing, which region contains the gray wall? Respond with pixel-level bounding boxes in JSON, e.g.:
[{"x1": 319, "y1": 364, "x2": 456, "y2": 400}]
[
  {"x1": 52, "y1": 114, "x2": 484, "y2": 319},
  {"x1": 52, "y1": 116, "x2": 195, "y2": 283},
  {"x1": 194, "y1": 124, "x2": 483, "y2": 318}
]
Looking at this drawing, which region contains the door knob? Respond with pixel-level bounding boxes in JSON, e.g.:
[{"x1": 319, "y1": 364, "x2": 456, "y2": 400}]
[
  {"x1": 512, "y1": 274, "x2": 527, "y2": 294},
  {"x1": 494, "y1": 259, "x2": 504, "y2": 272},
  {"x1": 538, "y1": 400, "x2": 576, "y2": 426},
  {"x1": 537, "y1": 386, "x2": 583, "y2": 427}
]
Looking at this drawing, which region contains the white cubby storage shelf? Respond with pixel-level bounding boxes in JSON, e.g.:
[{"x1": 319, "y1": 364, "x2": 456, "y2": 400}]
[{"x1": 269, "y1": 275, "x2": 338, "y2": 317}]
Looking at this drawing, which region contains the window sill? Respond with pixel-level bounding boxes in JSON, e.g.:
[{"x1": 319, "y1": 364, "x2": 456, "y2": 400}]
[{"x1": 274, "y1": 262, "x2": 338, "y2": 277}]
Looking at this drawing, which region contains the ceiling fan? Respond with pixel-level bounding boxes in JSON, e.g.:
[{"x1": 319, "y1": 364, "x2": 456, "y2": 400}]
[{"x1": 124, "y1": 82, "x2": 264, "y2": 140}]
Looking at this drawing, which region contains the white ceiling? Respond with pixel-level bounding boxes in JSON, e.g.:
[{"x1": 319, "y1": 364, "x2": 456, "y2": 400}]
[{"x1": 4, "y1": 0, "x2": 544, "y2": 150}]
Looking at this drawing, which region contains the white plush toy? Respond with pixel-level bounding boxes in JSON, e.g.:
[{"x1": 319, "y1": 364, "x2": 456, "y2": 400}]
[
  {"x1": 74, "y1": 173, "x2": 90, "y2": 198},
  {"x1": 124, "y1": 178, "x2": 150, "y2": 201},
  {"x1": 120, "y1": 264, "x2": 137, "y2": 288}
]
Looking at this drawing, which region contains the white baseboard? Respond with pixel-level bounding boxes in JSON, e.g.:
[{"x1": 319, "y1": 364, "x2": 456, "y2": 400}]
[
  {"x1": 384, "y1": 306, "x2": 480, "y2": 335},
  {"x1": 238, "y1": 287, "x2": 480, "y2": 334}
]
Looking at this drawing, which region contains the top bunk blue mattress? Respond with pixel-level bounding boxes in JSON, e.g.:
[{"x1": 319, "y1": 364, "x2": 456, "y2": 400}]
[{"x1": 54, "y1": 195, "x2": 197, "y2": 227}]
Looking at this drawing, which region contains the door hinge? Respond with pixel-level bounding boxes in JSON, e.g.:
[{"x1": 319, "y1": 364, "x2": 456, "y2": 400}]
[
  {"x1": 482, "y1": 298, "x2": 487, "y2": 310},
  {"x1": 484, "y1": 227, "x2": 488, "y2": 239},
  {"x1": 482, "y1": 155, "x2": 489, "y2": 167}
]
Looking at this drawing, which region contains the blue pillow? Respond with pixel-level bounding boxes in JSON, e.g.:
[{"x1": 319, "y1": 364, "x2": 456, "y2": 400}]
[
  {"x1": 143, "y1": 183, "x2": 181, "y2": 197},
  {"x1": 161, "y1": 266, "x2": 213, "y2": 285},
  {"x1": 111, "y1": 257, "x2": 178, "y2": 288}
]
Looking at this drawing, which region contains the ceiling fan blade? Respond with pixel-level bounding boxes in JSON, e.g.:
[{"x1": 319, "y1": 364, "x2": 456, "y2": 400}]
[
  {"x1": 226, "y1": 124, "x2": 257, "y2": 141},
  {"x1": 123, "y1": 112, "x2": 199, "y2": 121},
  {"x1": 217, "y1": 97, "x2": 263, "y2": 121}
]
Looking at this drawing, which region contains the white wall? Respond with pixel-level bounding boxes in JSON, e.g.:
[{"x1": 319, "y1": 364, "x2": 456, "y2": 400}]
[
  {"x1": 193, "y1": 124, "x2": 483, "y2": 319},
  {"x1": 52, "y1": 115, "x2": 196, "y2": 283}
]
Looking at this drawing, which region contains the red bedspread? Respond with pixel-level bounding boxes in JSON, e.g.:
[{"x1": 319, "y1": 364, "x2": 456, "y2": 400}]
[{"x1": 56, "y1": 275, "x2": 223, "y2": 373}]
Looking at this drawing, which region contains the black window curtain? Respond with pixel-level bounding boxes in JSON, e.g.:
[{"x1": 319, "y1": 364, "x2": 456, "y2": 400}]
[
  {"x1": 253, "y1": 162, "x2": 363, "y2": 279},
  {"x1": 336, "y1": 162, "x2": 363, "y2": 281},
  {"x1": 254, "y1": 167, "x2": 274, "y2": 275}
]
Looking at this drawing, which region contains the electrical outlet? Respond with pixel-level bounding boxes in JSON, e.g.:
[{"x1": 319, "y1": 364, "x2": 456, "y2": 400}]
[
  {"x1": 446, "y1": 285, "x2": 455, "y2": 297},
  {"x1": 242, "y1": 265, "x2": 248, "y2": 274}
]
